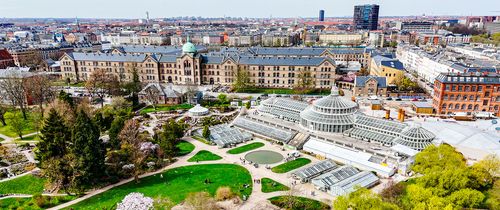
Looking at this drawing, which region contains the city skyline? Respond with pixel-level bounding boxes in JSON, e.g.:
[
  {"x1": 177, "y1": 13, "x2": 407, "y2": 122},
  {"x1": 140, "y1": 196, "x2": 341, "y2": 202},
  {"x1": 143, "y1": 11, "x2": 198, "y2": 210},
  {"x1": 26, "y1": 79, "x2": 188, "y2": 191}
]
[{"x1": 1, "y1": 0, "x2": 499, "y2": 19}]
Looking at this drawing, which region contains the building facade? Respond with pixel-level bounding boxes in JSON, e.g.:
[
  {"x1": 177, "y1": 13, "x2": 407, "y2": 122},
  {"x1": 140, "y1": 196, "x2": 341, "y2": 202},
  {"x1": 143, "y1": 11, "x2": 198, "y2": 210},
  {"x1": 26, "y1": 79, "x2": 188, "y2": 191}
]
[
  {"x1": 59, "y1": 41, "x2": 338, "y2": 89},
  {"x1": 432, "y1": 69, "x2": 500, "y2": 116},
  {"x1": 353, "y1": 75, "x2": 387, "y2": 97},
  {"x1": 353, "y1": 4, "x2": 380, "y2": 30},
  {"x1": 369, "y1": 55, "x2": 405, "y2": 84},
  {"x1": 0, "y1": 49, "x2": 15, "y2": 69}
]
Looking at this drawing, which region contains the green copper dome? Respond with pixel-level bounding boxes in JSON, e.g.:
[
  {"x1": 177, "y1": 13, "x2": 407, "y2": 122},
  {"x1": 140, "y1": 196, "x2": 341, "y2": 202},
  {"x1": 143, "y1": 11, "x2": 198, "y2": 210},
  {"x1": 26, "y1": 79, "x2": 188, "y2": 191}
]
[{"x1": 182, "y1": 37, "x2": 197, "y2": 54}]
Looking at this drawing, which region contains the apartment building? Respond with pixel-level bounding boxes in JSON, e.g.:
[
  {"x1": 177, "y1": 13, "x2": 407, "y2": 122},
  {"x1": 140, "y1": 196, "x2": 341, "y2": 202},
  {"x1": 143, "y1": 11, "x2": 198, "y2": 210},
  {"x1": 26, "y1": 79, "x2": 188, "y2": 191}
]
[{"x1": 432, "y1": 69, "x2": 500, "y2": 116}]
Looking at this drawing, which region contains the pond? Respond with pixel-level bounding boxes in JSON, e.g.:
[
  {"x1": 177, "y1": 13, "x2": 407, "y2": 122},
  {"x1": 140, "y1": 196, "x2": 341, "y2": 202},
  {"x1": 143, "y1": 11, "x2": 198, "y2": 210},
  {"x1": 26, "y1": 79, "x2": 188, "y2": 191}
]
[{"x1": 245, "y1": 150, "x2": 284, "y2": 164}]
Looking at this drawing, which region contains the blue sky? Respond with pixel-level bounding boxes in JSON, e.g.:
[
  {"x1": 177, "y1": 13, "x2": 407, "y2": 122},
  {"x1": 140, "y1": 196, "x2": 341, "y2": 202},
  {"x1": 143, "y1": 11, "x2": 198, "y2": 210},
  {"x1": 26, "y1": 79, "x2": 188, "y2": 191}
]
[{"x1": 1, "y1": 0, "x2": 499, "y2": 18}]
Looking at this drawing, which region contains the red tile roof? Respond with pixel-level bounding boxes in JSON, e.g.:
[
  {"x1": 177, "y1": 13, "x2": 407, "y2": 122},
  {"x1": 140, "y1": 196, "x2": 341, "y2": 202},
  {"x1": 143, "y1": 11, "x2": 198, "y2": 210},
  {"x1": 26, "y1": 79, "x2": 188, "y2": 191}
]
[{"x1": 0, "y1": 49, "x2": 13, "y2": 60}]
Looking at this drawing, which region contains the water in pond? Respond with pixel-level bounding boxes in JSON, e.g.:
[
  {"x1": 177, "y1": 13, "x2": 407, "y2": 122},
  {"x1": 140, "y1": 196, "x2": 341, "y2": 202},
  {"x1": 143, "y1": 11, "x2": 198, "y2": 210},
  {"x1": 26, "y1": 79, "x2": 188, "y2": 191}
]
[{"x1": 245, "y1": 150, "x2": 284, "y2": 164}]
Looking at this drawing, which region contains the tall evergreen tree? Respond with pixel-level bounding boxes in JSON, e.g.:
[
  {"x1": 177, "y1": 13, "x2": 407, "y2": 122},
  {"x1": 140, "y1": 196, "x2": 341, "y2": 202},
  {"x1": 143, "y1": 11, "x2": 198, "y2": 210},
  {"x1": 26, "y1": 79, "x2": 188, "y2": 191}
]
[
  {"x1": 58, "y1": 90, "x2": 74, "y2": 108},
  {"x1": 72, "y1": 110, "x2": 106, "y2": 190},
  {"x1": 108, "y1": 116, "x2": 125, "y2": 150},
  {"x1": 37, "y1": 109, "x2": 70, "y2": 165}
]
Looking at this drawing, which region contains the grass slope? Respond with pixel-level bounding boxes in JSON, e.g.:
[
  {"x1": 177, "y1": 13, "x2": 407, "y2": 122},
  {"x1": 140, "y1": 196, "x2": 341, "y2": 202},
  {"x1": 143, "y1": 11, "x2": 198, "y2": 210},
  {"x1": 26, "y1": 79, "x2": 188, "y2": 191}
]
[
  {"x1": 66, "y1": 164, "x2": 252, "y2": 210},
  {"x1": 227, "y1": 142, "x2": 265, "y2": 154},
  {"x1": 176, "y1": 140, "x2": 195, "y2": 156},
  {"x1": 187, "y1": 150, "x2": 222, "y2": 162},
  {"x1": 271, "y1": 158, "x2": 311, "y2": 174},
  {"x1": 0, "y1": 174, "x2": 46, "y2": 195},
  {"x1": 269, "y1": 196, "x2": 330, "y2": 210},
  {"x1": 0, "y1": 111, "x2": 39, "y2": 138},
  {"x1": 261, "y1": 178, "x2": 289, "y2": 193}
]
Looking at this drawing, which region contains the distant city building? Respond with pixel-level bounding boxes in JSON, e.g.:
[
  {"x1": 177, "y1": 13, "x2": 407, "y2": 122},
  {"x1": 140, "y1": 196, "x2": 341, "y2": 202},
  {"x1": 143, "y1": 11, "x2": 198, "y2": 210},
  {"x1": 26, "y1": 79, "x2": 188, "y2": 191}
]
[
  {"x1": 432, "y1": 68, "x2": 500, "y2": 116},
  {"x1": 319, "y1": 10, "x2": 325, "y2": 22},
  {"x1": 485, "y1": 22, "x2": 500, "y2": 34},
  {"x1": 353, "y1": 4, "x2": 380, "y2": 30},
  {"x1": 395, "y1": 21, "x2": 434, "y2": 32},
  {"x1": 318, "y1": 32, "x2": 364, "y2": 45}
]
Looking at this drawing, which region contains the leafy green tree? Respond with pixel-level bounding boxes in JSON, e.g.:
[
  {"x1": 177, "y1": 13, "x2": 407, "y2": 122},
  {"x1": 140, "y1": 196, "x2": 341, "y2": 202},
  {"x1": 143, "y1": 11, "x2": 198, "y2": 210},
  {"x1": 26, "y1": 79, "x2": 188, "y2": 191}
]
[
  {"x1": 37, "y1": 109, "x2": 70, "y2": 165},
  {"x1": 108, "y1": 116, "x2": 125, "y2": 150},
  {"x1": 156, "y1": 119, "x2": 187, "y2": 161},
  {"x1": 412, "y1": 144, "x2": 466, "y2": 175},
  {"x1": 202, "y1": 125, "x2": 210, "y2": 139},
  {"x1": 233, "y1": 67, "x2": 253, "y2": 92},
  {"x1": 41, "y1": 154, "x2": 76, "y2": 194},
  {"x1": 334, "y1": 187, "x2": 399, "y2": 210},
  {"x1": 123, "y1": 68, "x2": 142, "y2": 108},
  {"x1": 295, "y1": 69, "x2": 315, "y2": 94},
  {"x1": 447, "y1": 188, "x2": 485, "y2": 208},
  {"x1": 5, "y1": 111, "x2": 28, "y2": 139},
  {"x1": 217, "y1": 94, "x2": 228, "y2": 104},
  {"x1": 245, "y1": 101, "x2": 251, "y2": 109},
  {"x1": 71, "y1": 110, "x2": 106, "y2": 191}
]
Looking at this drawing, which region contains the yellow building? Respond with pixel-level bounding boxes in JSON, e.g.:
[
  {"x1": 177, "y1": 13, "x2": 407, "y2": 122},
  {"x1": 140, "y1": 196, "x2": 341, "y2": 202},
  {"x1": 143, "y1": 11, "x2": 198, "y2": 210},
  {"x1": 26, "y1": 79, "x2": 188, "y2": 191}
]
[{"x1": 369, "y1": 55, "x2": 405, "y2": 84}]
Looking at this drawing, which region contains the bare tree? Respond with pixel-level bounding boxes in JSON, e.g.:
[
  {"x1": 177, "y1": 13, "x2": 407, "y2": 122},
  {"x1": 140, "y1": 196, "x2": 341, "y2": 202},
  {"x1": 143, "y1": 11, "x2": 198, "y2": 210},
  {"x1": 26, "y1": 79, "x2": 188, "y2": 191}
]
[
  {"x1": 144, "y1": 85, "x2": 160, "y2": 110},
  {"x1": 183, "y1": 81, "x2": 198, "y2": 104},
  {"x1": 119, "y1": 119, "x2": 146, "y2": 183},
  {"x1": 85, "y1": 69, "x2": 119, "y2": 107},
  {"x1": 0, "y1": 72, "x2": 28, "y2": 120},
  {"x1": 25, "y1": 75, "x2": 54, "y2": 117}
]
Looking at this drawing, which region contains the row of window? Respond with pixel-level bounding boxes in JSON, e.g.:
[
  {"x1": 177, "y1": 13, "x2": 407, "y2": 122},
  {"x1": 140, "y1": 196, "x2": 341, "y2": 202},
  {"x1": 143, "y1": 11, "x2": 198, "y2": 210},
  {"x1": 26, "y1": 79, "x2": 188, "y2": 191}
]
[{"x1": 442, "y1": 103, "x2": 499, "y2": 111}]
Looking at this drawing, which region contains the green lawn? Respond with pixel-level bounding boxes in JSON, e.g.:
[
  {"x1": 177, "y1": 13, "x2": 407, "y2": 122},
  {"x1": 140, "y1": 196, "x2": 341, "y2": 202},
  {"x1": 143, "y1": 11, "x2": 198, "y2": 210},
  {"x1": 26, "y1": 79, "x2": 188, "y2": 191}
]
[
  {"x1": 20, "y1": 134, "x2": 40, "y2": 141},
  {"x1": 268, "y1": 196, "x2": 330, "y2": 210},
  {"x1": 66, "y1": 164, "x2": 252, "y2": 210},
  {"x1": 187, "y1": 150, "x2": 222, "y2": 162},
  {"x1": 0, "y1": 174, "x2": 47, "y2": 195},
  {"x1": 0, "y1": 195, "x2": 77, "y2": 210},
  {"x1": 0, "y1": 111, "x2": 39, "y2": 138},
  {"x1": 227, "y1": 142, "x2": 265, "y2": 154},
  {"x1": 140, "y1": 104, "x2": 194, "y2": 114},
  {"x1": 176, "y1": 140, "x2": 195, "y2": 156},
  {"x1": 261, "y1": 178, "x2": 289, "y2": 193},
  {"x1": 271, "y1": 158, "x2": 311, "y2": 174}
]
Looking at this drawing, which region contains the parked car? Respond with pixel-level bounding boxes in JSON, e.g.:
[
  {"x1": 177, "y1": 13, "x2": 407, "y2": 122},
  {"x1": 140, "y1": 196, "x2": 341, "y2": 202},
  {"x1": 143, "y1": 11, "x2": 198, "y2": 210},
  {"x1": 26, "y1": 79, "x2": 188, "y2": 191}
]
[
  {"x1": 395, "y1": 98, "x2": 402, "y2": 101},
  {"x1": 386, "y1": 97, "x2": 393, "y2": 101}
]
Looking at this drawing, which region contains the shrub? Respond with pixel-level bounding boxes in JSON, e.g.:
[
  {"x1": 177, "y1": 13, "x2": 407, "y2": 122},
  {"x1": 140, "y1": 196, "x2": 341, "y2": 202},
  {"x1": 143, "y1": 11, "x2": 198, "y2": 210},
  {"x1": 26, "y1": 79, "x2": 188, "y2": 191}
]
[
  {"x1": 33, "y1": 194, "x2": 47, "y2": 207},
  {"x1": 215, "y1": 186, "x2": 233, "y2": 201}
]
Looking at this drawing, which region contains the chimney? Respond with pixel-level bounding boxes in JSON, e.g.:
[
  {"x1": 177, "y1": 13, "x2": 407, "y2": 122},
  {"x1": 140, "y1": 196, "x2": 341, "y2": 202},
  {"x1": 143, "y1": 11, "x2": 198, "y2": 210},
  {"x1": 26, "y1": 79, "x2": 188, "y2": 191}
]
[
  {"x1": 385, "y1": 110, "x2": 390, "y2": 119},
  {"x1": 400, "y1": 110, "x2": 406, "y2": 122}
]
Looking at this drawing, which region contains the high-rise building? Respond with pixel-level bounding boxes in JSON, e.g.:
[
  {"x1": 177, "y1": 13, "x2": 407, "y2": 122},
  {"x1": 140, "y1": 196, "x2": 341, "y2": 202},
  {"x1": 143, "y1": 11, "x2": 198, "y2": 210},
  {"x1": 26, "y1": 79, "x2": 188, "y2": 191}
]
[
  {"x1": 319, "y1": 10, "x2": 325, "y2": 22},
  {"x1": 353, "y1": 4, "x2": 379, "y2": 30}
]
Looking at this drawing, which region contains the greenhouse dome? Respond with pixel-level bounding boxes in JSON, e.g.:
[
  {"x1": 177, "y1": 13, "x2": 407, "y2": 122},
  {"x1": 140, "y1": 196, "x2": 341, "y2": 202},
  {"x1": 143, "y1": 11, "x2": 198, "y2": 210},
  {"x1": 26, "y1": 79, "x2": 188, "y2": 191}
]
[{"x1": 300, "y1": 85, "x2": 358, "y2": 133}]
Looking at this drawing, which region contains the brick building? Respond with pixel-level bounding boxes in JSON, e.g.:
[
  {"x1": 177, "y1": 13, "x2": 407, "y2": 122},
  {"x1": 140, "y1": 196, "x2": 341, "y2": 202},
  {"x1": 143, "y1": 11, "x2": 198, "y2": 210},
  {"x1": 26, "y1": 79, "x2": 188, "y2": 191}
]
[
  {"x1": 59, "y1": 40, "x2": 353, "y2": 89},
  {"x1": 0, "y1": 49, "x2": 15, "y2": 69},
  {"x1": 432, "y1": 68, "x2": 500, "y2": 116}
]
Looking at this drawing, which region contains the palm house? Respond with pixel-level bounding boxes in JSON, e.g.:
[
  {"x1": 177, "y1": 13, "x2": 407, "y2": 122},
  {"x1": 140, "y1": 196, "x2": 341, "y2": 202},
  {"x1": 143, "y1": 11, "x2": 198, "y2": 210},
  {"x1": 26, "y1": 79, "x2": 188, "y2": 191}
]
[
  {"x1": 393, "y1": 123, "x2": 436, "y2": 151},
  {"x1": 299, "y1": 85, "x2": 358, "y2": 133}
]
